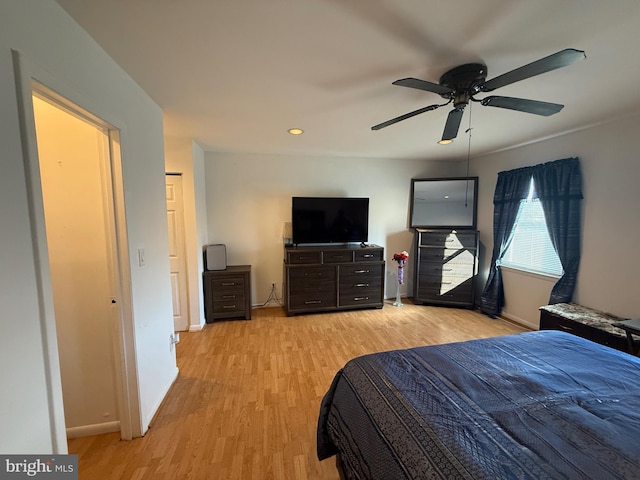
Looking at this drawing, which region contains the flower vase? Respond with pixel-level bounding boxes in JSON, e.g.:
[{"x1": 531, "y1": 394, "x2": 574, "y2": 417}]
[
  {"x1": 393, "y1": 282, "x2": 403, "y2": 307},
  {"x1": 393, "y1": 260, "x2": 405, "y2": 307}
]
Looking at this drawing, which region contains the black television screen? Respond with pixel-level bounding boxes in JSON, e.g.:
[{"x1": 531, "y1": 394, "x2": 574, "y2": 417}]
[{"x1": 292, "y1": 197, "x2": 369, "y2": 244}]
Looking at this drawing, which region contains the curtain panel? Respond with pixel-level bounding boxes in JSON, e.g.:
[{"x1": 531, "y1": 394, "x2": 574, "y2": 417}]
[
  {"x1": 480, "y1": 157, "x2": 582, "y2": 317},
  {"x1": 532, "y1": 157, "x2": 583, "y2": 304},
  {"x1": 479, "y1": 166, "x2": 532, "y2": 317}
]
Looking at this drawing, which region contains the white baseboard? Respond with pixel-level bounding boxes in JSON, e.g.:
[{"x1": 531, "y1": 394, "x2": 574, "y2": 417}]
[
  {"x1": 501, "y1": 311, "x2": 538, "y2": 331},
  {"x1": 189, "y1": 323, "x2": 204, "y2": 332},
  {"x1": 66, "y1": 421, "x2": 120, "y2": 439}
]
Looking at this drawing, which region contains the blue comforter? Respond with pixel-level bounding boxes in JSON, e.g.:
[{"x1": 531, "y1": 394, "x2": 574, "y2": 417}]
[{"x1": 317, "y1": 330, "x2": 640, "y2": 479}]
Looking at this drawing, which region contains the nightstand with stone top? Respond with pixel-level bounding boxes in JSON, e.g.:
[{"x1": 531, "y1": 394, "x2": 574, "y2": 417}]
[{"x1": 612, "y1": 318, "x2": 640, "y2": 355}]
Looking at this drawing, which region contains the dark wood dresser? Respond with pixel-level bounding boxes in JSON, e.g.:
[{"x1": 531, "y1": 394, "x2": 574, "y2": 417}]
[
  {"x1": 539, "y1": 303, "x2": 633, "y2": 353},
  {"x1": 284, "y1": 244, "x2": 384, "y2": 316},
  {"x1": 203, "y1": 265, "x2": 251, "y2": 322},
  {"x1": 414, "y1": 229, "x2": 478, "y2": 308}
]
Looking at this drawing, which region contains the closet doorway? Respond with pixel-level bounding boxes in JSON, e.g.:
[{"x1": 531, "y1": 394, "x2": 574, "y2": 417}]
[{"x1": 31, "y1": 90, "x2": 133, "y2": 440}]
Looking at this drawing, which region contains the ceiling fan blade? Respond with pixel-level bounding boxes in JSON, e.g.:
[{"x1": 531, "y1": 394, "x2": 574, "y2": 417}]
[
  {"x1": 481, "y1": 96, "x2": 564, "y2": 116},
  {"x1": 393, "y1": 77, "x2": 453, "y2": 96},
  {"x1": 371, "y1": 104, "x2": 441, "y2": 130},
  {"x1": 481, "y1": 48, "x2": 586, "y2": 92},
  {"x1": 441, "y1": 108, "x2": 464, "y2": 141}
]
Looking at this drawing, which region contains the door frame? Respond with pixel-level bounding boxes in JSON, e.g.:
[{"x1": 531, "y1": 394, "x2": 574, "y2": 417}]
[{"x1": 12, "y1": 50, "x2": 141, "y2": 448}]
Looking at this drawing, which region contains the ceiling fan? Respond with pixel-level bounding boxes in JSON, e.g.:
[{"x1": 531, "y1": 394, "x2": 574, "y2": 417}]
[{"x1": 371, "y1": 48, "x2": 586, "y2": 143}]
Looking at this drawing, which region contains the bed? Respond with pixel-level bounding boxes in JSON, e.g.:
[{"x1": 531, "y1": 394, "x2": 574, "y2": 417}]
[{"x1": 317, "y1": 330, "x2": 640, "y2": 479}]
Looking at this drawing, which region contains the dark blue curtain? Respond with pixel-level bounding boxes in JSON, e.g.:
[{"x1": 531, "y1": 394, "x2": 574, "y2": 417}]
[
  {"x1": 479, "y1": 157, "x2": 583, "y2": 317},
  {"x1": 479, "y1": 166, "x2": 532, "y2": 317},
  {"x1": 532, "y1": 157, "x2": 583, "y2": 303}
]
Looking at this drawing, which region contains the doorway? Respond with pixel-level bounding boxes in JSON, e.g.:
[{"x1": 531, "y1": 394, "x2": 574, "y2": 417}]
[{"x1": 32, "y1": 94, "x2": 123, "y2": 439}]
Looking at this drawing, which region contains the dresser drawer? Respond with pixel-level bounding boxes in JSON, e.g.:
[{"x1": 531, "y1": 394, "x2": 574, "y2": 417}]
[
  {"x1": 418, "y1": 276, "x2": 473, "y2": 292},
  {"x1": 339, "y1": 263, "x2": 384, "y2": 281},
  {"x1": 355, "y1": 249, "x2": 383, "y2": 262},
  {"x1": 288, "y1": 265, "x2": 336, "y2": 285},
  {"x1": 289, "y1": 280, "x2": 335, "y2": 298},
  {"x1": 339, "y1": 290, "x2": 381, "y2": 307},
  {"x1": 417, "y1": 288, "x2": 473, "y2": 305},
  {"x1": 417, "y1": 261, "x2": 474, "y2": 278},
  {"x1": 339, "y1": 282, "x2": 382, "y2": 306},
  {"x1": 419, "y1": 231, "x2": 477, "y2": 247},
  {"x1": 209, "y1": 275, "x2": 245, "y2": 291},
  {"x1": 419, "y1": 247, "x2": 476, "y2": 263},
  {"x1": 288, "y1": 290, "x2": 337, "y2": 310},
  {"x1": 212, "y1": 290, "x2": 245, "y2": 302},
  {"x1": 323, "y1": 250, "x2": 353, "y2": 263},
  {"x1": 339, "y1": 279, "x2": 382, "y2": 294},
  {"x1": 287, "y1": 250, "x2": 322, "y2": 264},
  {"x1": 212, "y1": 293, "x2": 246, "y2": 314}
]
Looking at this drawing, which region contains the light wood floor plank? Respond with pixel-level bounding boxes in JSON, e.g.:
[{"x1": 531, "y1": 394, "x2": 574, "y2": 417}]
[{"x1": 68, "y1": 301, "x2": 527, "y2": 479}]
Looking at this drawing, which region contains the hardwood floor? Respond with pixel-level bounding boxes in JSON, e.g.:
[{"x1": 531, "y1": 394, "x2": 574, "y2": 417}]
[{"x1": 68, "y1": 300, "x2": 527, "y2": 479}]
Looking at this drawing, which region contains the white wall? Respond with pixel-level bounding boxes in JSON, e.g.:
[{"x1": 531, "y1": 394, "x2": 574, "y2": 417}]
[
  {"x1": 470, "y1": 113, "x2": 640, "y2": 328},
  {"x1": 0, "y1": 1, "x2": 177, "y2": 452},
  {"x1": 204, "y1": 152, "x2": 466, "y2": 304},
  {"x1": 165, "y1": 137, "x2": 209, "y2": 331}
]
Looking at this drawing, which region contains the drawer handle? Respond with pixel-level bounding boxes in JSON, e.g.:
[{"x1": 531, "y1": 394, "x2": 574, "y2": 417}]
[
  {"x1": 222, "y1": 305, "x2": 236, "y2": 309},
  {"x1": 557, "y1": 324, "x2": 575, "y2": 332},
  {"x1": 304, "y1": 272, "x2": 323, "y2": 277},
  {"x1": 222, "y1": 295, "x2": 236, "y2": 299},
  {"x1": 221, "y1": 282, "x2": 236, "y2": 286},
  {"x1": 353, "y1": 270, "x2": 370, "y2": 274},
  {"x1": 353, "y1": 296, "x2": 370, "y2": 301},
  {"x1": 354, "y1": 283, "x2": 370, "y2": 287},
  {"x1": 362, "y1": 254, "x2": 374, "y2": 258},
  {"x1": 298, "y1": 256, "x2": 315, "y2": 261},
  {"x1": 304, "y1": 300, "x2": 322, "y2": 305}
]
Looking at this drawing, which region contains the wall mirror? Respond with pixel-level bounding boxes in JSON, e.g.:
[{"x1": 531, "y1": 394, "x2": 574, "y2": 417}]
[{"x1": 410, "y1": 177, "x2": 478, "y2": 229}]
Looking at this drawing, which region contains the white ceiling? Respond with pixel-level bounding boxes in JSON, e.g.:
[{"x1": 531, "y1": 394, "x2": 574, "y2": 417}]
[{"x1": 56, "y1": 0, "x2": 640, "y2": 161}]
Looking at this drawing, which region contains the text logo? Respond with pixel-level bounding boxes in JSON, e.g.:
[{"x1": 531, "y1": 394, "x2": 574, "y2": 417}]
[{"x1": 1, "y1": 455, "x2": 77, "y2": 479}]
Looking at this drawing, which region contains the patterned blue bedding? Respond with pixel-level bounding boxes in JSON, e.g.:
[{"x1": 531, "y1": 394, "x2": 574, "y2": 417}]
[{"x1": 317, "y1": 330, "x2": 640, "y2": 479}]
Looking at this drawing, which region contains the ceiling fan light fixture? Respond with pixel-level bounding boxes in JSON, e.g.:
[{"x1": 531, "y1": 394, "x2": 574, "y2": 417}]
[{"x1": 371, "y1": 48, "x2": 585, "y2": 142}]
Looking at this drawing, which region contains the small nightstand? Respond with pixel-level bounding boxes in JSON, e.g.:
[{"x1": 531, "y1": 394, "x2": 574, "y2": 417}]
[{"x1": 203, "y1": 265, "x2": 251, "y2": 322}]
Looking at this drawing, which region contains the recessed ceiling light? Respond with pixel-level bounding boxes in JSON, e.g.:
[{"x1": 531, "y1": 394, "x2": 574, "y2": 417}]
[{"x1": 288, "y1": 128, "x2": 304, "y2": 135}]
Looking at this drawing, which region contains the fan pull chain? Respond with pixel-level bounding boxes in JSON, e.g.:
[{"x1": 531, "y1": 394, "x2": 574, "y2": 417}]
[{"x1": 464, "y1": 102, "x2": 472, "y2": 207}]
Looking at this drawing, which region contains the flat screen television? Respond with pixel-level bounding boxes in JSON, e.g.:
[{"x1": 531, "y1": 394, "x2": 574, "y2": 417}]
[
  {"x1": 410, "y1": 177, "x2": 478, "y2": 229},
  {"x1": 292, "y1": 197, "x2": 369, "y2": 245}
]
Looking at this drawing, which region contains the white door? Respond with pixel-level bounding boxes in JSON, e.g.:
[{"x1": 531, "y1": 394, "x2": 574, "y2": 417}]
[{"x1": 166, "y1": 174, "x2": 190, "y2": 331}]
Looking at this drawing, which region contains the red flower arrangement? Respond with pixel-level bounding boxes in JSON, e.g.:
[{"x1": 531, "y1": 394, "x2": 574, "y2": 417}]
[
  {"x1": 392, "y1": 251, "x2": 409, "y2": 284},
  {"x1": 393, "y1": 251, "x2": 409, "y2": 263}
]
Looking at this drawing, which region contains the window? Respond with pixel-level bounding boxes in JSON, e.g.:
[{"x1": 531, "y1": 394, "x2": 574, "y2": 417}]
[{"x1": 501, "y1": 178, "x2": 563, "y2": 277}]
